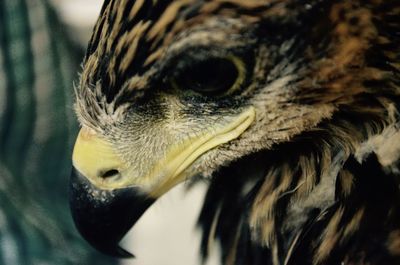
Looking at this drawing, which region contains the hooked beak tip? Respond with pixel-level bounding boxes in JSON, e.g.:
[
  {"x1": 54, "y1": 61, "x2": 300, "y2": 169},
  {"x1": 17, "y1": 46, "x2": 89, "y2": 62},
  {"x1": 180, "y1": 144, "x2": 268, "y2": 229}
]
[{"x1": 69, "y1": 167, "x2": 154, "y2": 258}]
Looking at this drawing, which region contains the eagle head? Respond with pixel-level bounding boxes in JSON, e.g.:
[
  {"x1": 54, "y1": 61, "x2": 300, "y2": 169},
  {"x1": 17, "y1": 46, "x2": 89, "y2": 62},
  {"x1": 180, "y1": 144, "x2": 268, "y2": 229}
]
[{"x1": 69, "y1": 0, "x2": 400, "y2": 263}]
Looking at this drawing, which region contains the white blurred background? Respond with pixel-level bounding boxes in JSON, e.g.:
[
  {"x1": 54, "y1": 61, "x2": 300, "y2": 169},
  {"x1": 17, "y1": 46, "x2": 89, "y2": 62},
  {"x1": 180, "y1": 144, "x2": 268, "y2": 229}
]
[{"x1": 49, "y1": 1, "x2": 220, "y2": 264}]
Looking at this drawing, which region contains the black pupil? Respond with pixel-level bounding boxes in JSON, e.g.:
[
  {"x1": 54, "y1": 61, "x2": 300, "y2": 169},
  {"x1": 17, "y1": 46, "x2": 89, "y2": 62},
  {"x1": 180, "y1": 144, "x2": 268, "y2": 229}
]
[{"x1": 176, "y1": 58, "x2": 239, "y2": 95}]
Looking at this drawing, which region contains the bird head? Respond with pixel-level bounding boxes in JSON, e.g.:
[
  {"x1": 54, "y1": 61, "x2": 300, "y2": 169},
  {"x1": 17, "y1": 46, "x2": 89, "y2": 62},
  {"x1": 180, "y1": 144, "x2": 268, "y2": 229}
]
[{"x1": 69, "y1": 0, "x2": 399, "y2": 258}]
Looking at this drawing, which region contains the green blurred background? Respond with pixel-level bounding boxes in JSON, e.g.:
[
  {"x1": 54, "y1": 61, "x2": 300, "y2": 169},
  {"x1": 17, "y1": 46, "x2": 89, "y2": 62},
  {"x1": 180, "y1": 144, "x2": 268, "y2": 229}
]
[{"x1": 0, "y1": 0, "x2": 116, "y2": 264}]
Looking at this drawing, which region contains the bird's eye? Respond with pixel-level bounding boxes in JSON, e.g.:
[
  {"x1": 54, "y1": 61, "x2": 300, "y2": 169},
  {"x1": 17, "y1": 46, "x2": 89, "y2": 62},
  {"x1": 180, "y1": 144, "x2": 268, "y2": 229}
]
[{"x1": 172, "y1": 56, "x2": 245, "y2": 96}]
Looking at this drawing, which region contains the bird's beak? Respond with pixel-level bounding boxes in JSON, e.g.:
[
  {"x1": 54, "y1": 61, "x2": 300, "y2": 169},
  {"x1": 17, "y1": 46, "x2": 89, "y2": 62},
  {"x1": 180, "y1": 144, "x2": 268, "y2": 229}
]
[
  {"x1": 69, "y1": 129, "x2": 155, "y2": 258},
  {"x1": 69, "y1": 107, "x2": 256, "y2": 257},
  {"x1": 69, "y1": 168, "x2": 154, "y2": 257}
]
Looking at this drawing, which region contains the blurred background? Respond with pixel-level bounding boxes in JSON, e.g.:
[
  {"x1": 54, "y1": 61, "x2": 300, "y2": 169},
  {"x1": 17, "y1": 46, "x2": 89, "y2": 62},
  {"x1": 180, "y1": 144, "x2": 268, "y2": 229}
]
[{"x1": 0, "y1": 0, "x2": 218, "y2": 264}]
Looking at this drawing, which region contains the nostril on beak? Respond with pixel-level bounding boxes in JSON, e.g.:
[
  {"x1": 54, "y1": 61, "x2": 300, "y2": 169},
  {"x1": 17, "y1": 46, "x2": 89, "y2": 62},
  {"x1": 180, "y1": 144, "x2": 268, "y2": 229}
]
[{"x1": 100, "y1": 169, "x2": 120, "y2": 179}]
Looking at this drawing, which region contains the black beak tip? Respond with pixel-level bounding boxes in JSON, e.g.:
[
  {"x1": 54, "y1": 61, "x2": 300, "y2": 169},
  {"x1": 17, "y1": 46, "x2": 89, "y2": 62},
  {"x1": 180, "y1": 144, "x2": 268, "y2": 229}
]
[
  {"x1": 116, "y1": 247, "x2": 135, "y2": 258},
  {"x1": 69, "y1": 167, "x2": 154, "y2": 258},
  {"x1": 99, "y1": 245, "x2": 135, "y2": 258}
]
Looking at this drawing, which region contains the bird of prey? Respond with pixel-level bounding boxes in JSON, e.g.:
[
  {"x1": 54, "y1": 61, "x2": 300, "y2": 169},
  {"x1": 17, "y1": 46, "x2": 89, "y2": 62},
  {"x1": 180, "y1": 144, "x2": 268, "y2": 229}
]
[{"x1": 69, "y1": 0, "x2": 400, "y2": 264}]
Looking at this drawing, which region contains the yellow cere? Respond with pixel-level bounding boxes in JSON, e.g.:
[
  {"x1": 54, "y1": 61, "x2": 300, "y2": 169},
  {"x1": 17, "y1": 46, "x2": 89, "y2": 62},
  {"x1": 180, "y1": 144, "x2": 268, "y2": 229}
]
[
  {"x1": 72, "y1": 107, "x2": 255, "y2": 196},
  {"x1": 72, "y1": 128, "x2": 126, "y2": 184}
]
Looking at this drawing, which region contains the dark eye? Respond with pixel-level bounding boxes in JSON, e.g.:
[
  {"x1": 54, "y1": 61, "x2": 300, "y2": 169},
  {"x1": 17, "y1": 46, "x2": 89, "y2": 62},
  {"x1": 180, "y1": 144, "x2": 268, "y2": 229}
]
[{"x1": 172, "y1": 57, "x2": 245, "y2": 96}]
